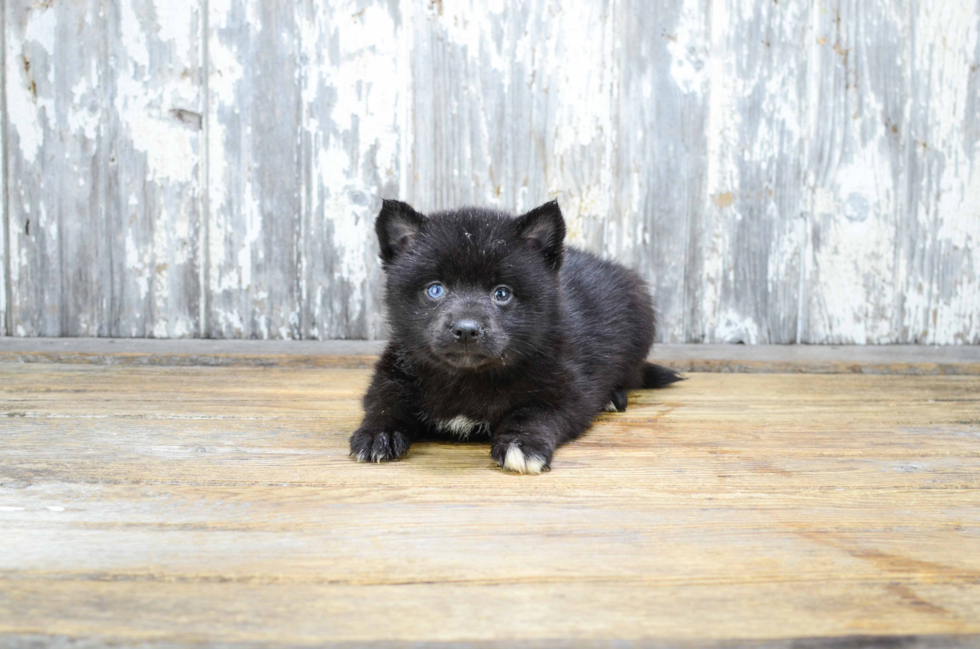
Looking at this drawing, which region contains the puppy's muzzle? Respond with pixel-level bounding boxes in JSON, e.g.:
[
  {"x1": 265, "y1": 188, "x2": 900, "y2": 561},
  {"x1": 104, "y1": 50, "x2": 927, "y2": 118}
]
[{"x1": 451, "y1": 319, "x2": 482, "y2": 344}]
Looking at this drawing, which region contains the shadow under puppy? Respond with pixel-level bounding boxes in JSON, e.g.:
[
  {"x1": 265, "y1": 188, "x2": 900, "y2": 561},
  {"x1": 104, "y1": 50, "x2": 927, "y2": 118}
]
[{"x1": 350, "y1": 199, "x2": 682, "y2": 474}]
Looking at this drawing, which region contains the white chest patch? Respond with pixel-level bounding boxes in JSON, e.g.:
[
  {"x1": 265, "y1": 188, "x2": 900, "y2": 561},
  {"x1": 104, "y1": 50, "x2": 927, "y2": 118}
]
[{"x1": 435, "y1": 415, "x2": 490, "y2": 440}]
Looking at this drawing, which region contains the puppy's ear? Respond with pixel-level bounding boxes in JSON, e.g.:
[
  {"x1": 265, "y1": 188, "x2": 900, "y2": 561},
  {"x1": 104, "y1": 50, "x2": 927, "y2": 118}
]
[
  {"x1": 376, "y1": 199, "x2": 426, "y2": 267},
  {"x1": 515, "y1": 200, "x2": 566, "y2": 271}
]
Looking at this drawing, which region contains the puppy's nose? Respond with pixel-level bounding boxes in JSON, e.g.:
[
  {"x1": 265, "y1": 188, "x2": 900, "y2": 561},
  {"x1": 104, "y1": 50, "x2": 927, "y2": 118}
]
[{"x1": 452, "y1": 319, "x2": 482, "y2": 344}]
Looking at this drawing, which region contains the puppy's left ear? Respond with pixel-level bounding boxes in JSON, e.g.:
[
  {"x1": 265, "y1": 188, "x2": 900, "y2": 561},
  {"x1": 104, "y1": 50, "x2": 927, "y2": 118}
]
[
  {"x1": 376, "y1": 199, "x2": 426, "y2": 267},
  {"x1": 516, "y1": 200, "x2": 566, "y2": 271}
]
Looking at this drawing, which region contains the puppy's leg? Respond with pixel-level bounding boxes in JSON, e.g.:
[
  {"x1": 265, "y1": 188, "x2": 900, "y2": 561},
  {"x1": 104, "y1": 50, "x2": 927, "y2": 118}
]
[
  {"x1": 350, "y1": 352, "x2": 420, "y2": 463},
  {"x1": 491, "y1": 407, "x2": 577, "y2": 475}
]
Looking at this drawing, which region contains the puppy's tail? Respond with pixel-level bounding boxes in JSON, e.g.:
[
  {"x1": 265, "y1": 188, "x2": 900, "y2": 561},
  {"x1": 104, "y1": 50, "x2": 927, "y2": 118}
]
[{"x1": 642, "y1": 362, "x2": 685, "y2": 389}]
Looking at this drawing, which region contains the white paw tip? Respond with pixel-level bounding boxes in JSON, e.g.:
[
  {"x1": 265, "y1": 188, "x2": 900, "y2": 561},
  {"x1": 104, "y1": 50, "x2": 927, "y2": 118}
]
[
  {"x1": 603, "y1": 401, "x2": 619, "y2": 412},
  {"x1": 502, "y1": 444, "x2": 546, "y2": 475},
  {"x1": 354, "y1": 452, "x2": 368, "y2": 462}
]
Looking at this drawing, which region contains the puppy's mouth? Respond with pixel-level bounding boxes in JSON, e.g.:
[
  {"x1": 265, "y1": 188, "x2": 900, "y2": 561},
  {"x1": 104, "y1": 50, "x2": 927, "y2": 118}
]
[{"x1": 436, "y1": 350, "x2": 496, "y2": 370}]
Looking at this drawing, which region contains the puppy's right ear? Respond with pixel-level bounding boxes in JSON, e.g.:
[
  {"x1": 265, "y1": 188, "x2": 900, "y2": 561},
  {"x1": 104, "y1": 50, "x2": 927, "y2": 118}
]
[
  {"x1": 515, "y1": 200, "x2": 566, "y2": 271},
  {"x1": 376, "y1": 199, "x2": 425, "y2": 267}
]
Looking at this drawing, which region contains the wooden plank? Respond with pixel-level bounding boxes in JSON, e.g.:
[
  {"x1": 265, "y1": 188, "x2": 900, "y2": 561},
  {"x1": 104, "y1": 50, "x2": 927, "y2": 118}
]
[
  {"x1": 409, "y1": 0, "x2": 619, "y2": 251},
  {"x1": 2, "y1": 0, "x2": 202, "y2": 338},
  {"x1": 1, "y1": 212, "x2": 5, "y2": 336},
  {"x1": 1, "y1": 0, "x2": 6, "y2": 338},
  {"x1": 900, "y1": 1, "x2": 980, "y2": 344},
  {"x1": 296, "y1": 0, "x2": 403, "y2": 340},
  {"x1": 408, "y1": 0, "x2": 706, "y2": 345},
  {"x1": 4, "y1": 0, "x2": 109, "y2": 336},
  {"x1": 1, "y1": 638, "x2": 977, "y2": 649},
  {"x1": 696, "y1": 0, "x2": 808, "y2": 343},
  {"x1": 512, "y1": 0, "x2": 618, "y2": 252},
  {"x1": 408, "y1": 0, "x2": 523, "y2": 212},
  {"x1": 3, "y1": 638, "x2": 978, "y2": 649},
  {"x1": 103, "y1": 0, "x2": 204, "y2": 337},
  {"x1": 608, "y1": 0, "x2": 709, "y2": 344},
  {"x1": 800, "y1": 0, "x2": 907, "y2": 343},
  {"x1": 206, "y1": 0, "x2": 302, "y2": 339},
  {"x1": 0, "y1": 364, "x2": 978, "y2": 645},
  {"x1": 1, "y1": 581, "x2": 979, "y2": 647}
]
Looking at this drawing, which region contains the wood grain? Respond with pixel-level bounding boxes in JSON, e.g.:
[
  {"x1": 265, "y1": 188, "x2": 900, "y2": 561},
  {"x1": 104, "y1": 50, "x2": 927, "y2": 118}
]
[
  {"x1": 801, "y1": 0, "x2": 906, "y2": 344},
  {"x1": 610, "y1": 0, "x2": 709, "y2": 344},
  {"x1": 5, "y1": 0, "x2": 109, "y2": 336},
  {"x1": 103, "y1": 0, "x2": 204, "y2": 338},
  {"x1": 902, "y1": 0, "x2": 980, "y2": 345},
  {"x1": 1, "y1": 0, "x2": 6, "y2": 338},
  {"x1": 409, "y1": 0, "x2": 619, "y2": 244},
  {"x1": 697, "y1": 0, "x2": 808, "y2": 344},
  {"x1": 297, "y1": 0, "x2": 401, "y2": 341},
  {"x1": 4, "y1": 0, "x2": 204, "y2": 338},
  {"x1": 1, "y1": 362, "x2": 978, "y2": 645},
  {"x1": 1, "y1": 7, "x2": 6, "y2": 341},
  {"x1": 206, "y1": 0, "x2": 302, "y2": 339}
]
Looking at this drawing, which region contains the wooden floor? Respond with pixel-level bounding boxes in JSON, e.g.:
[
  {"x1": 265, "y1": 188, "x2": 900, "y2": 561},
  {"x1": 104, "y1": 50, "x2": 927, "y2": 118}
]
[{"x1": 1, "y1": 355, "x2": 979, "y2": 647}]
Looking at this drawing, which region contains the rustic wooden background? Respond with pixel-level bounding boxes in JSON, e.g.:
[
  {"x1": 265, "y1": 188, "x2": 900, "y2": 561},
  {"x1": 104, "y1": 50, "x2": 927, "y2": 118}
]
[{"x1": 0, "y1": 0, "x2": 977, "y2": 343}]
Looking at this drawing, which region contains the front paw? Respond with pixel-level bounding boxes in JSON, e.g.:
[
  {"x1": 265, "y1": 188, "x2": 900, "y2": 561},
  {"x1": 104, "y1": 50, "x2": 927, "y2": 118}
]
[
  {"x1": 350, "y1": 426, "x2": 411, "y2": 463},
  {"x1": 491, "y1": 435, "x2": 553, "y2": 475}
]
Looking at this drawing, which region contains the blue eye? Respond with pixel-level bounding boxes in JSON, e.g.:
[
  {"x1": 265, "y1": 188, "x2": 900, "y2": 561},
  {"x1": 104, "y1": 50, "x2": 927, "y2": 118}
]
[
  {"x1": 492, "y1": 286, "x2": 512, "y2": 304},
  {"x1": 426, "y1": 283, "x2": 445, "y2": 299}
]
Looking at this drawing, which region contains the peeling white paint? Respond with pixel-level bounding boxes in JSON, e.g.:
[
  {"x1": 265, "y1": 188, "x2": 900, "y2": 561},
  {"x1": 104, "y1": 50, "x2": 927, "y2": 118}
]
[
  {"x1": 438, "y1": 0, "x2": 509, "y2": 77},
  {"x1": 0, "y1": 13, "x2": 4, "y2": 335},
  {"x1": 810, "y1": 137, "x2": 898, "y2": 343},
  {"x1": 700, "y1": 0, "x2": 737, "y2": 342},
  {"x1": 119, "y1": 0, "x2": 151, "y2": 71},
  {"x1": 154, "y1": 0, "x2": 195, "y2": 58},
  {"x1": 299, "y1": 0, "x2": 404, "y2": 338},
  {"x1": 117, "y1": 97, "x2": 198, "y2": 184},
  {"x1": 667, "y1": 0, "x2": 707, "y2": 94},
  {"x1": 0, "y1": 192, "x2": 4, "y2": 336},
  {"x1": 206, "y1": 0, "x2": 245, "y2": 319},
  {"x1": 126, "y1": 232, "x2": 150, "y2": 303},
  {"x1": 67, "y1": 75, "x2": 99, "y2": 141},
  {"x1": 903, "y1": 0, "x2": 980, "y2": 345},
  {"x1": 3, "y1": 0, "x2": 978, "y2": 344},
  {"x1": 99, "y1": 0, "x2": 203, "y2": 338},
  {"x1": 546, "y1": 1, "x2": 616, "y2": 247},
  {"x1": 115, "y1": 1, "x2": 198, "y2": 184},
  {"x1": 208, "y1": 0, "x2": 264, "y2": 338},
  {"x1": 6, "y1": 12, "x2": 57, "y2": 166}
]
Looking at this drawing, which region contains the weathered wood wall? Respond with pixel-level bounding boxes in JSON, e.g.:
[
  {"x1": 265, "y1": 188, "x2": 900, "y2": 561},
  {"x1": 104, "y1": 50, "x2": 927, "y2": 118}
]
[{"x1": 0, "y1": 0, "x2": 977, "y2": 343}]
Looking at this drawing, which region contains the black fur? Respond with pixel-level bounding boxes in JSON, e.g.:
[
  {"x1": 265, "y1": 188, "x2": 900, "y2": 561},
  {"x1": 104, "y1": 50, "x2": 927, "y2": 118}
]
[{"x1": 350, "y1": 199, "x2": 683, "y2": 473}]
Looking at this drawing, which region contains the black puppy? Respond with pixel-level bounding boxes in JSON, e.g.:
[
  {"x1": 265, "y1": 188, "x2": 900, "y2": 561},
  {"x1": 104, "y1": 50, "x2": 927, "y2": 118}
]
[{"x1": 350, "y1": 199, "x2": 682, "y2": 473}]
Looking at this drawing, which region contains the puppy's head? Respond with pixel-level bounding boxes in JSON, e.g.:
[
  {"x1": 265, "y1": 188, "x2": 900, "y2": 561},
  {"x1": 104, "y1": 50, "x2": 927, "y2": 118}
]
[{"x1": 376, "y1": 199, "x2": 566, "y2": 372}]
